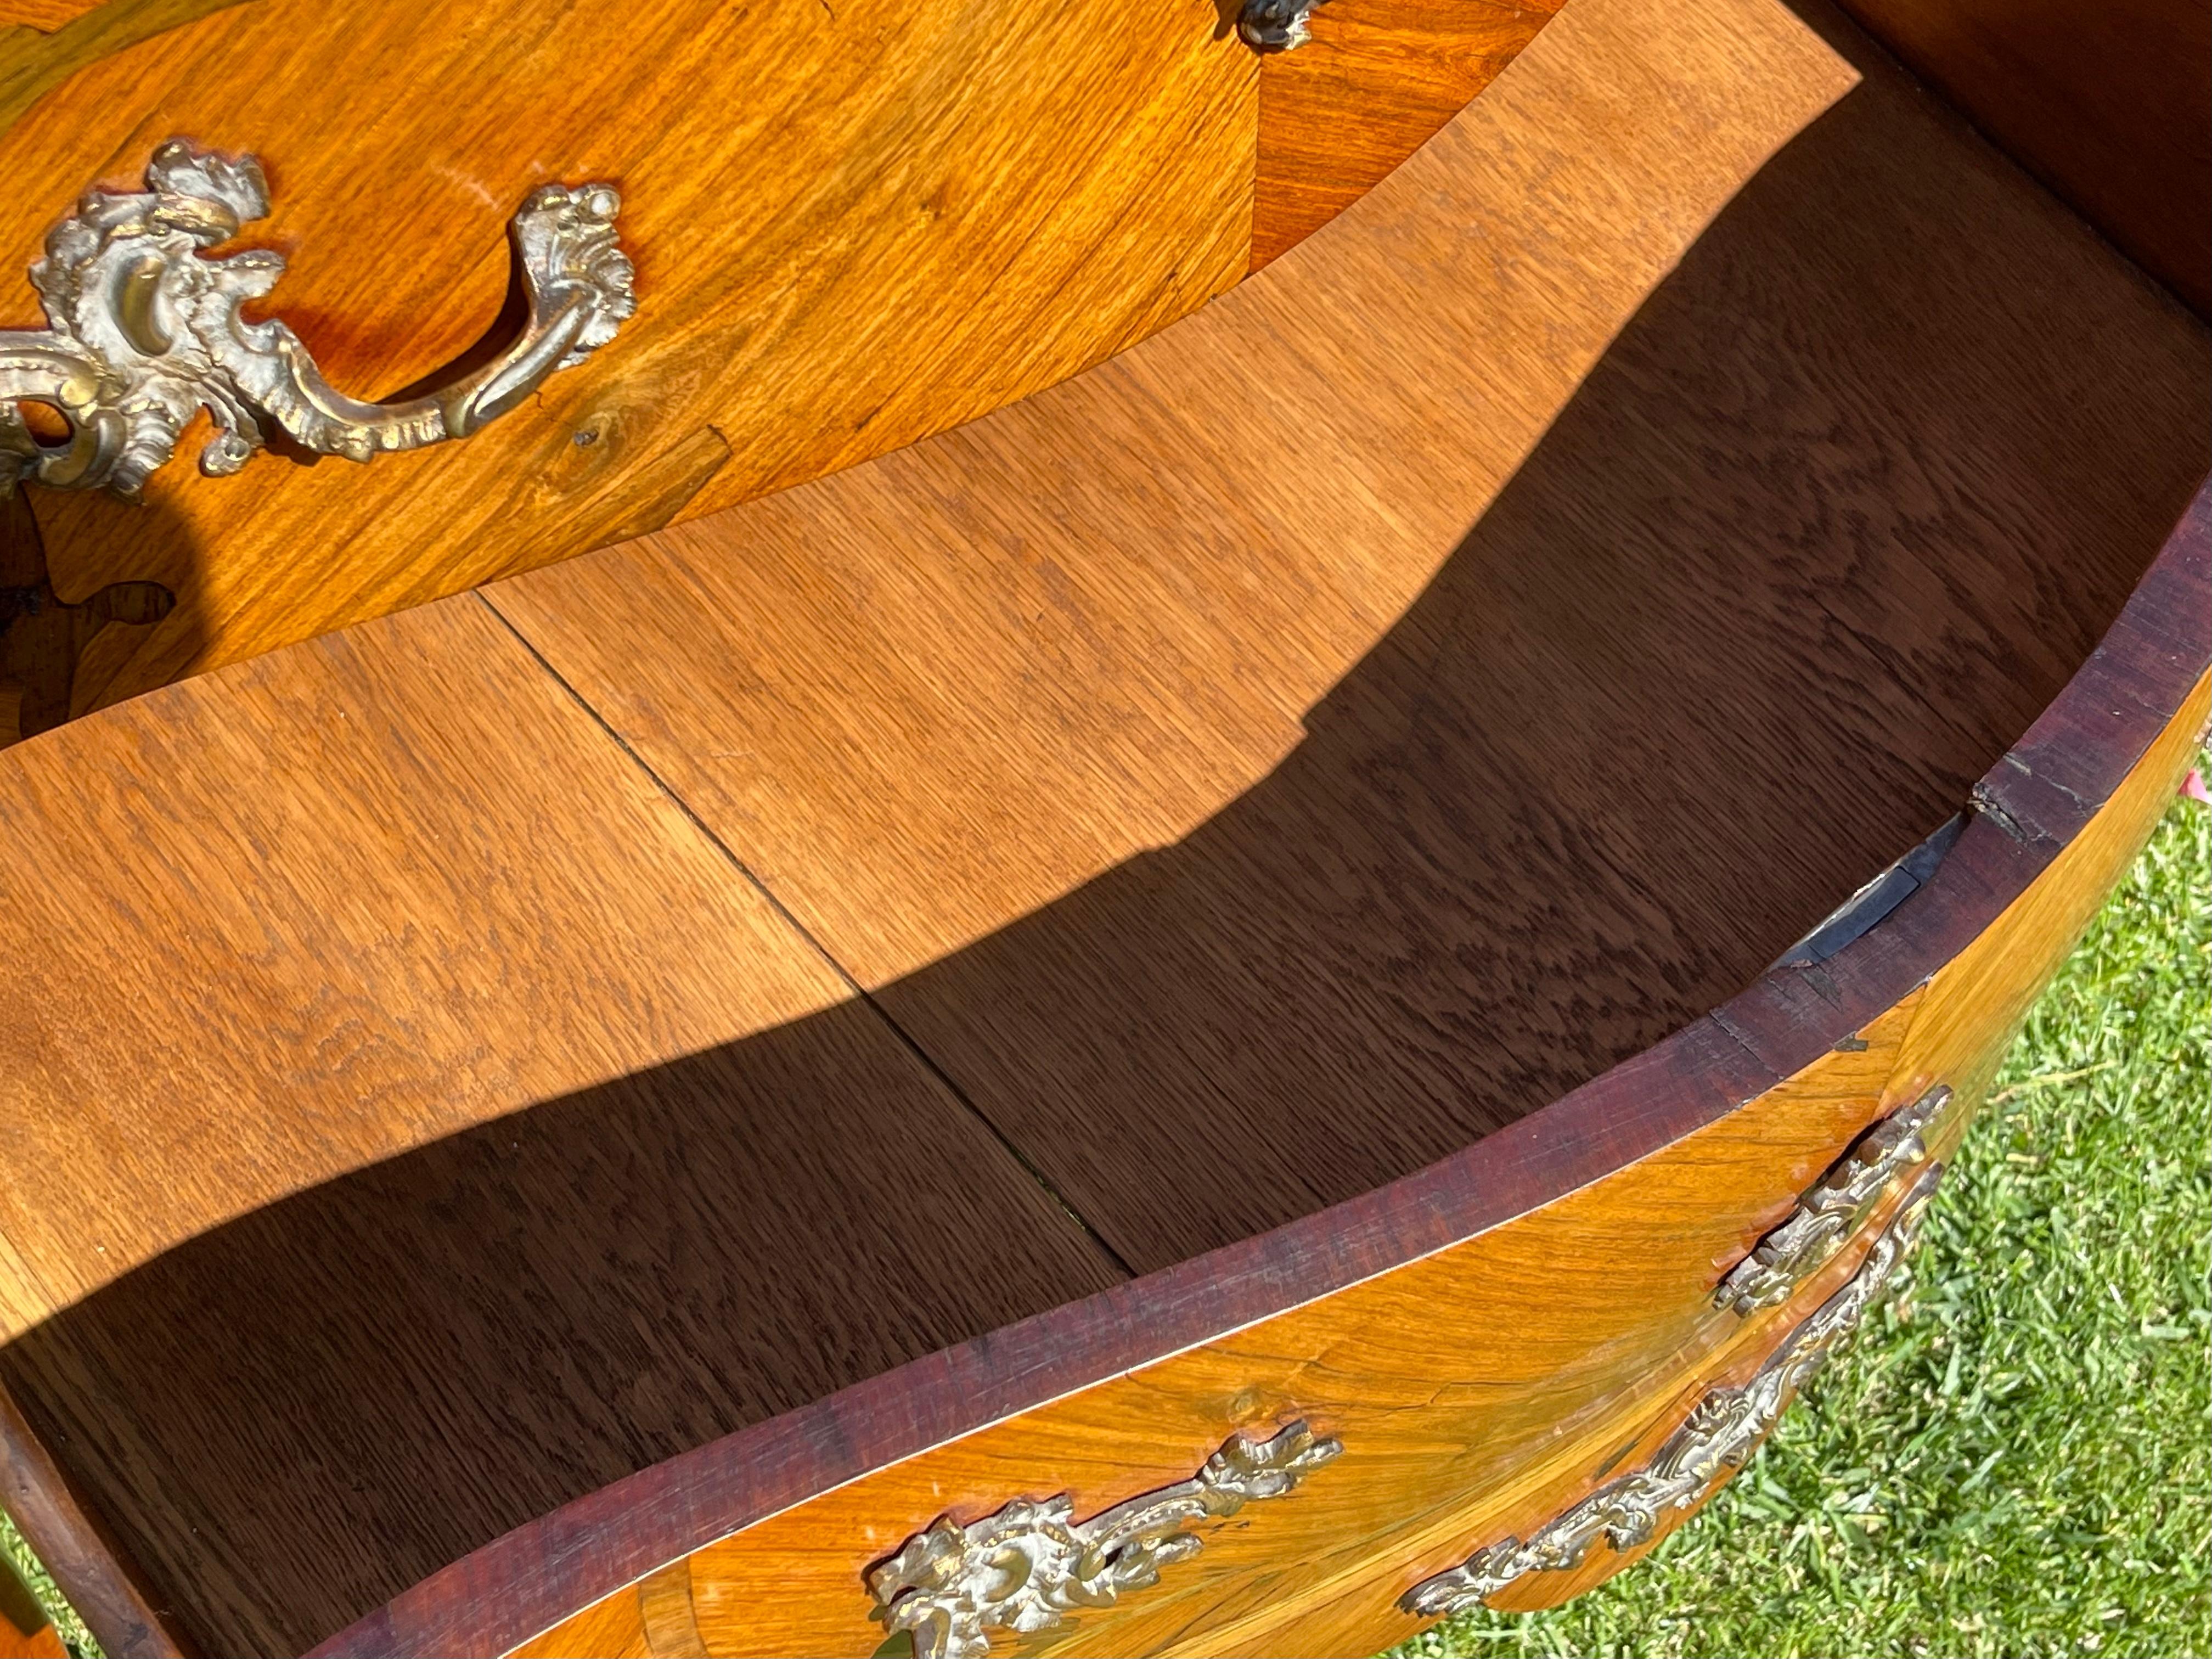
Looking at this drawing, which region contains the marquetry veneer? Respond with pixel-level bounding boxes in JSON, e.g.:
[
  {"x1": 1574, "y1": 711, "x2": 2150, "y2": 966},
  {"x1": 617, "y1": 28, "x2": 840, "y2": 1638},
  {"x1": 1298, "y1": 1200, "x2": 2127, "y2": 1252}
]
[
  {"x1": 0, "y1": 0, "x2": 2204, "y2": 1653},
  {"x1": 0, "y1": 0, "x2": 1556, "y2": 731}
]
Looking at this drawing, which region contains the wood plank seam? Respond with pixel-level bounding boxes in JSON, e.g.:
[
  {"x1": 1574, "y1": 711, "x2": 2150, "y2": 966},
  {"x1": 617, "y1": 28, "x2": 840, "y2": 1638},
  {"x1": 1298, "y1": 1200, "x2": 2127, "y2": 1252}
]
[{"x1": 469, "y1": 591, "x2": 1142, "y2": 1279}]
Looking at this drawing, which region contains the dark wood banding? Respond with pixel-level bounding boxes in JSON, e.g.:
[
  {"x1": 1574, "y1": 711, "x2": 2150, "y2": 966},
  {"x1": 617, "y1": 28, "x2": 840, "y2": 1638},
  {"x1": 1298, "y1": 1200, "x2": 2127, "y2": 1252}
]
[{"x1": 0, "y1": 1381, "x2": 187, "y2": 1658}]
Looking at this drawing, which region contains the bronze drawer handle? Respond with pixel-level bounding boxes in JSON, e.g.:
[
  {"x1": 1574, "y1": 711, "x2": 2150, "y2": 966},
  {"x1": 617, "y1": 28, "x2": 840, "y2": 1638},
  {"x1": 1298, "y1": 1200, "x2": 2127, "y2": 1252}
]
[
  {"x1": 867, "y1": 1420, "x2": 1342, "y2": 1658},
  {"x1": 0, "y1": 139, "x2": 633, "y2": 500},
  {"x1": 1402, "y1": 1164, "x2": 1943, "y2": 1618},
  {"x1": 1238, "y1": 0, "x2": 1330, "y2": 50},
  {"x1": 1718, "y1": 1083, "x2": 1960, "y2": 1314}
]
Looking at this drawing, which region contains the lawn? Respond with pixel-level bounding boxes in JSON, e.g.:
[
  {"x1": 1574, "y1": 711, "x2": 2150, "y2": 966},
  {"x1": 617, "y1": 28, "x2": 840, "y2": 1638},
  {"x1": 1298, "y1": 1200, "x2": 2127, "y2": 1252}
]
[{"x1": 4, "y1": 767, "x2": 2205, "y2": 1659}]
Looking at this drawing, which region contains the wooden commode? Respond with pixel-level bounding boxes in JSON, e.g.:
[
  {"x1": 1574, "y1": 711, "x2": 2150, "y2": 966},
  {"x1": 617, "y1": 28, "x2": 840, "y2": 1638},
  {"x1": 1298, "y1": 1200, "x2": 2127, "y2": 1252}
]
[{"x1": 0, "y1": 0, "x2": 2204, "y2": 1652}]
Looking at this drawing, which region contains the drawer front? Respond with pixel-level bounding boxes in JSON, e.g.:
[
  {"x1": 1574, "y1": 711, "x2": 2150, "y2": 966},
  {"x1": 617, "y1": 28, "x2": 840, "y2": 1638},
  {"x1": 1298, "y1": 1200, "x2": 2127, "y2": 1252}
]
[
  {"x1": 508, "y1": 999, "x2": 1930, "y2": 1658},
  {"x1": 0, "y1": 0, "x2": 1568, "y2": 738},
  {"x1": 0, "y1": 0, "x2": 1259, "y2": 714}
]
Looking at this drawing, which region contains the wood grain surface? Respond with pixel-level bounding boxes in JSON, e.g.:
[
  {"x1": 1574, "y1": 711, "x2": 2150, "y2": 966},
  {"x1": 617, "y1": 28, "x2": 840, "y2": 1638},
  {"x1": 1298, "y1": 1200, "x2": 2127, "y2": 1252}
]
[
  {"x1": 0, "y1": 489, "x2": 175, "y2": 745},
  {"x1": 0, "y1": 0, "x2": 251, "y2": 133},
  {"x1": 0, "y1": 594, "x2": 1123, "y2": 1656},
  {"x1": 1894, "y1": 688, "x2": 2212, "y2": 1111},
  {"x1": 1832, "y1": 0, "x2": 2211, "y2": 316},
  {"x1": 0, "y1": 0, "x2": 1258, "y2": 708},
  {"x1": 1252, "y1": 0, "x2": 1563, "y2": 268},
  {"x1": 0, "y1": 1, "x2": 109, "y2": 30},
  {"x1": 492, "y1": 0, "x2": 2210, "y2": 1273}
]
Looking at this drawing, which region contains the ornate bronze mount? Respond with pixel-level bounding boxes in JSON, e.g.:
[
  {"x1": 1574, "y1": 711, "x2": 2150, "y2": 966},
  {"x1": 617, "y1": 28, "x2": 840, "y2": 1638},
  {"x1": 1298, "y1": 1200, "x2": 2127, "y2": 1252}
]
[
  {"x1": 1402, "y1": 1165, "x2": 1943, "y2": 1618},
  {"x1": 0, "y1": 140, "x2": 634, "y2": 500},
  {"x1": 867, "y1": 1420, "x2": 1342, "y2": 1658},
  {"x1": 1718, "y1": 1084, "x2": 1959, "y2": 1315},
  {"x1": 1406, "y1": 1166, "x2": 1943, "y2": 1616},
  {"x1": 1239, "y1": 0, "x2": 1330, "y2": 50}
]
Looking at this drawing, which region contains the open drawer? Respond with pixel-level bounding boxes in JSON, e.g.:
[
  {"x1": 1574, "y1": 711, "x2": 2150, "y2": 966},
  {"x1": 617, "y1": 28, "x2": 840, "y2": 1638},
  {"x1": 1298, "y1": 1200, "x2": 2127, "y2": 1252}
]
[{"x1": 0, "y1": 0, "x2": 2205, "y2": 1653}]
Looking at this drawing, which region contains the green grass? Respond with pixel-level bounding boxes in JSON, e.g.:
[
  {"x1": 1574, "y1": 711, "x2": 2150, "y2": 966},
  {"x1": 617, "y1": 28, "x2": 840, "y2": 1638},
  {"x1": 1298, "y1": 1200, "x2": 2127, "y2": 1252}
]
[
  {"x1": 1392, "y1": 762, "x2": 2211, "y2": 1659},
  {"x1": 2, "y1": 772, "x2": 2203, "y2": 1659}
]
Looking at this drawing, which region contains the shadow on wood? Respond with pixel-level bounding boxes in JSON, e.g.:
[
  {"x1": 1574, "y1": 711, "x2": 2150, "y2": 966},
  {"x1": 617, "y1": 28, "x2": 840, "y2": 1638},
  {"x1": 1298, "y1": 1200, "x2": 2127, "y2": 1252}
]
[{"x1": 0, "y1": 488, "x2": 204, "y2": 745}]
